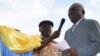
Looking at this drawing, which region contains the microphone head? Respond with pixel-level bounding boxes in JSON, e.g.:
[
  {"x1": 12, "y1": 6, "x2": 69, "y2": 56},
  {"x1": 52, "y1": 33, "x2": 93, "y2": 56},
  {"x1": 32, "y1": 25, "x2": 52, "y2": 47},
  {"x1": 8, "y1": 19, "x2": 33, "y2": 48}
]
[
  {"x1": 61, "y1": 18, "x2": 65, "y2": 24},
  {"x1": 58, "y1": 18, "x2": 65, "y2": 31}
]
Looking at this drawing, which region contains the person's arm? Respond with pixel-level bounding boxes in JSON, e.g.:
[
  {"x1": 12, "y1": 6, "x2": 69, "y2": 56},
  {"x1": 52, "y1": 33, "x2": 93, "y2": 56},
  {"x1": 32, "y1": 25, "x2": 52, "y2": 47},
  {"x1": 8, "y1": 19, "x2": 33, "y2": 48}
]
[{"x1": 34, "y1": 30, "x2": 60, "y2": 51}]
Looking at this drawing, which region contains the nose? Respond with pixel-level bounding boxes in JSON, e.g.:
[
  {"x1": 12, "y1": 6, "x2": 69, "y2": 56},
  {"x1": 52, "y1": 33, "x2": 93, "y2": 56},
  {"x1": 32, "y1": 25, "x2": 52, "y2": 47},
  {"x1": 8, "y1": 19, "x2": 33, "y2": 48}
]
[{"x1": 45, "y1": 27, "x2": 50, "y2": 30}]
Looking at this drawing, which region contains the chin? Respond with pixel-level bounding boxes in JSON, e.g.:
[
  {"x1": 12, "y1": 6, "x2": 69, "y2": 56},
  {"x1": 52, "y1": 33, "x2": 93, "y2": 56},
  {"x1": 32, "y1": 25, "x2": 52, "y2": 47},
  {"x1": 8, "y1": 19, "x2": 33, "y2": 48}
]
[
  {"x1": 45, "y1": 33, "x2": 50, "y2": 36},
  {"x1": 71, "y1": 20, "x2": 77, "y2": 23}
]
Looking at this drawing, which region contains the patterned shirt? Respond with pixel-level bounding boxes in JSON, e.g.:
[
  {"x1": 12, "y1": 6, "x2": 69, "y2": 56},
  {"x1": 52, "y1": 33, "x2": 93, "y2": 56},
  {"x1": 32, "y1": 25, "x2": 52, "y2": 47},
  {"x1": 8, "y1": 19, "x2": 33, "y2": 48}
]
[{"x1": 34, "y1": 42, "x2": 61, "y2": 56}]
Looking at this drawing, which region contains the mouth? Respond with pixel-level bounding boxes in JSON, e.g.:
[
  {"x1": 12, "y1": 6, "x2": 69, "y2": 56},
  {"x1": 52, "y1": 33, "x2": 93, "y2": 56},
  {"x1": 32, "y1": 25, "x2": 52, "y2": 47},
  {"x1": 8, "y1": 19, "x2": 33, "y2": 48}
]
[
  {"x1": 43, "y1": 30, "x2": 51, "y2": 34},
  {"x1": 43, "y1": 32, "x2": 51, "y2": 36}
]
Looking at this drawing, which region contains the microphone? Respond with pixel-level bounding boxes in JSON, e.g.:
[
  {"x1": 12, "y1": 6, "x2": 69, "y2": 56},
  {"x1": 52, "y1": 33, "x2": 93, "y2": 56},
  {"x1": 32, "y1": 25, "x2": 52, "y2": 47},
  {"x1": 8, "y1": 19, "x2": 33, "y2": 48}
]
[{"x1": 58, "y1": 18, "x2": 65, "y2": 31}]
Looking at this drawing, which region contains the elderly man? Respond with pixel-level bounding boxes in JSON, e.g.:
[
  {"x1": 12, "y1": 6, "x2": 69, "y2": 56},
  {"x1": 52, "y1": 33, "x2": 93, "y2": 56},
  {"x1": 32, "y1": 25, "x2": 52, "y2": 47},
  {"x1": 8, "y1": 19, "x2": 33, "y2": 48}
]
[{"x1": 62, "y1": 3, "x2": 100, "y2": 56}]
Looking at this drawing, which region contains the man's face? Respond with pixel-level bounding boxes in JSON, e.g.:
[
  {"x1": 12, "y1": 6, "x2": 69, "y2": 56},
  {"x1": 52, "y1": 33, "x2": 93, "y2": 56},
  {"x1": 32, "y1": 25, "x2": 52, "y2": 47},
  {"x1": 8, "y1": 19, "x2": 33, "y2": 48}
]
[
  {"x1": 68, "y1": 6, "x2": 83, "y2": 23},
  {"x1": 39, "y1": 24, "x2": 52, "y2": 37}
]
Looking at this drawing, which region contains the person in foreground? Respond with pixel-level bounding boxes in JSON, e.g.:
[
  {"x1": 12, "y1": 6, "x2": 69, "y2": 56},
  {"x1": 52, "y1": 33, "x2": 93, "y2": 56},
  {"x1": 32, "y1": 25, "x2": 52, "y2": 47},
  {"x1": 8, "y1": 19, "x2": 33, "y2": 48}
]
[
  {"x1": 62, "y1": 3, "x2": 100, "y2": 56},
  {"x1": 0, "y1": 23, "x2": 60, "y2": 56},
  {"x1": 34, "y1": 20, "x2": 61, "y2": 56}
]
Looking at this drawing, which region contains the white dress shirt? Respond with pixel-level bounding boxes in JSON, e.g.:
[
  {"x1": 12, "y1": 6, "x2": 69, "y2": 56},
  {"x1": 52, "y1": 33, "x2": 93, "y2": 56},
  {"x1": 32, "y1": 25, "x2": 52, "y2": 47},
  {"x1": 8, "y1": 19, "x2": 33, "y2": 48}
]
[{"x1": 72, "y1": 18, "x2": 83, "y2": 32}]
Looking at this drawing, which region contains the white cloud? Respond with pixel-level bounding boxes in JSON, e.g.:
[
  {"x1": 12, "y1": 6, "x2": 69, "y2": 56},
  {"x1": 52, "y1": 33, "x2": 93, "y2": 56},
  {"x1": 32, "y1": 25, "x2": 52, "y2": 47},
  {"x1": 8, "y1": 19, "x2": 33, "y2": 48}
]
[
  {"x1": 89, "y1": 0, "x2": 100, "y2": 5},
  {"x1": 31, "y1": 1, "x2": 48, "y2": 17},
  {"x1": 38, "y1": 0, "x2": 55, "y2": 9},
  {"x1": 84, "y1": 7, "x2": 100, "y2": 23},
  {"x1": 0, "y1": 0, "x2": 49, "y2": 19},
  {"x1": 53, "y1": 7, "x2": 68, "y2": 17},
  {"x1": 0, "y1": 0, "x2": 55, "y2": 35},
  {"x1": 89, "y1": 0, "x2": 100, "y2": 9},
  {"x1": 85, "y1": 9, "x2": 94, "y2": 18}
]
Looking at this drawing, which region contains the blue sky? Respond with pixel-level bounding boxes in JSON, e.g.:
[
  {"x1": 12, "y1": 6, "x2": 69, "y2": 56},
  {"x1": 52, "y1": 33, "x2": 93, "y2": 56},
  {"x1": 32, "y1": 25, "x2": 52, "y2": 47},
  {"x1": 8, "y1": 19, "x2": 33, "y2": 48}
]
[{"x1": 0, "y1": 0, "x2": 100, "y2": 55}]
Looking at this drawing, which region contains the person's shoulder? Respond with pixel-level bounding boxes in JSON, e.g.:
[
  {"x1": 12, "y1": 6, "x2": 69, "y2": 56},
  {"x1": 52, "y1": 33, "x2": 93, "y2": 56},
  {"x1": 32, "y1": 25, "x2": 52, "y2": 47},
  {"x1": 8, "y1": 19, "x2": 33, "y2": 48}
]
[
  {"x1": 85, "y1": 19, "x2": 99, "y2": 26},
  {"x1": 86, "y1": 19, "x2": 97, "y2": 22},
  {"x1": 85, "y1": 19, "x2": 99, "y2": 24}
]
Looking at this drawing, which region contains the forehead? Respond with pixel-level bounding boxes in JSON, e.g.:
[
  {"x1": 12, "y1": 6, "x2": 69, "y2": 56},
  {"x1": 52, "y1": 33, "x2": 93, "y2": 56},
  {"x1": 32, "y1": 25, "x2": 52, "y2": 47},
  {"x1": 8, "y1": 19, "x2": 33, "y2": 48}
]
[
  {"x1": 40, "y1": 23, "x2": 52, "y2": 27},
  {"x1": 69, "y1": 6, "x2": 82, "y2": 10},
  {"x1": 69, "y1": 4, "x2": 83, "y2": 10}
]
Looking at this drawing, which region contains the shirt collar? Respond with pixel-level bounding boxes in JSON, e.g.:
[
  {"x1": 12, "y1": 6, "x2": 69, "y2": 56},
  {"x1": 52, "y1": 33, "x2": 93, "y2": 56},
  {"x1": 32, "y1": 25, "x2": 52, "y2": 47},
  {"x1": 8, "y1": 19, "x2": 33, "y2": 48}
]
[{"x1": 74, "y1": 17, "x2": 83, "y2": 26}]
